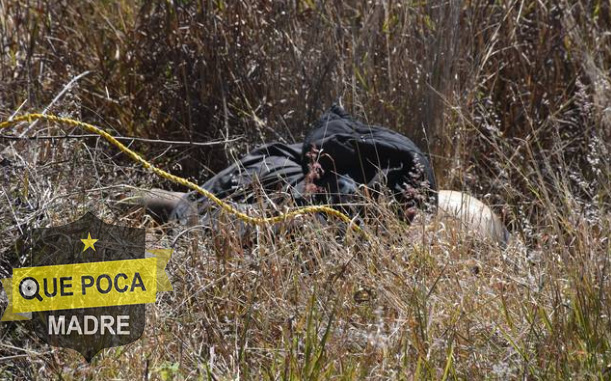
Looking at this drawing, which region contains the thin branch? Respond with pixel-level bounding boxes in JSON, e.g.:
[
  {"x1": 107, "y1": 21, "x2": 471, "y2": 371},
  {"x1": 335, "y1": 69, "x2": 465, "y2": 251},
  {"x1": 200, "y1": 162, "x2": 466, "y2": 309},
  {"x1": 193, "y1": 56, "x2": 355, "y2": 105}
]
[
  {"x1": 0, "y1": 133, "x2": 242, "y2": 147},
  {"x1": 18, "y1": 70, "x2": 91, "y2": 137}
]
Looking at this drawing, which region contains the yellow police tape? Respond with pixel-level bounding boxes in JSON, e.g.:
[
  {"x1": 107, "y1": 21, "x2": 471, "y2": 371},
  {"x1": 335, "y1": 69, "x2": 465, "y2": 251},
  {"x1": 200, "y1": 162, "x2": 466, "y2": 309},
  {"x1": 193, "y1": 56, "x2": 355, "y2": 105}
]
[
  {"x1": 1, "y1": 249, "x2": 172, "y2": 320},
  {"x1": 0, "y1": 114, "x2": 366, "y2": 238}
]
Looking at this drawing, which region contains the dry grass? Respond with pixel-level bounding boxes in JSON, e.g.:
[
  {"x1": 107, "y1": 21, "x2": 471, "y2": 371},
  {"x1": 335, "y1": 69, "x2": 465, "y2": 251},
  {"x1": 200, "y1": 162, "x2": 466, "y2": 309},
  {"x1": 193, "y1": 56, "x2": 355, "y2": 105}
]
[{"x1": 1, "y1": 0, "x2": 610, "y2": 379}]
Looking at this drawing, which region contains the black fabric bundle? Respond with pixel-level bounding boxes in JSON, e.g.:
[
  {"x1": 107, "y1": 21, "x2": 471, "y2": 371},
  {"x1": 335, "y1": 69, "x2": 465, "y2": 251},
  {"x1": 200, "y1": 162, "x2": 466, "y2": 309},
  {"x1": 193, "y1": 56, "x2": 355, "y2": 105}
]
[{"x1": 172, "y1": 105, "x2": 437, "y2": 224}]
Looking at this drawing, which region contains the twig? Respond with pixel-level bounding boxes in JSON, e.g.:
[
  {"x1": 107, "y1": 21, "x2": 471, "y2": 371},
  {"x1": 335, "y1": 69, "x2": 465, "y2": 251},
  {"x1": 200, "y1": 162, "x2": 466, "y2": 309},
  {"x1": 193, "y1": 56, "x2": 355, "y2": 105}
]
[
  {"x1": 0, "y1": 355, "x2": 31, "y2": 361},
  {"x1": 10, "y1": 99, "x2": 28, "y2": 119},
  {"x1": 18, "y1": 70, "x2": 91, "y2": 137},
  {"x1": 0, "y1": 133, "x2": 242, "y2": 147}
]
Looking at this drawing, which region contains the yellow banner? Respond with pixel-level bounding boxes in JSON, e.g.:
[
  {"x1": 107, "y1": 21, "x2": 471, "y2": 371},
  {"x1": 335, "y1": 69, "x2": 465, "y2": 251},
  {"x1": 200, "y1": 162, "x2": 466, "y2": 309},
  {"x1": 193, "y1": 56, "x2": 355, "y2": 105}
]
[
  {"x1": 11, "y1": 258, "x2": 157, "y2": 313},
  {"x1": 2, "y1": 250, "x2": 173, "y2": 321}
]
